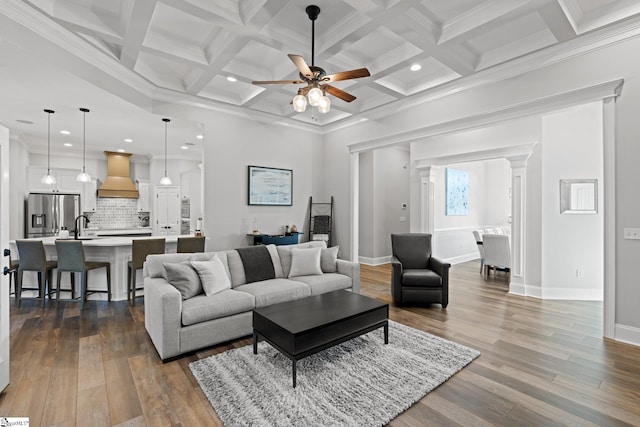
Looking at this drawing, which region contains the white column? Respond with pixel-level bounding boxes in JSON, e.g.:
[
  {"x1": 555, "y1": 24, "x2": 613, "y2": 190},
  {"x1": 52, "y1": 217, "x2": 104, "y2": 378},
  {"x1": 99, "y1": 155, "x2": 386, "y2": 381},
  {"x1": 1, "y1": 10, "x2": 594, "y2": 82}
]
[
  {"x1": 416, "y1": 165, "x2": 434, "y2": 234},
  {"x1": 602, "y1": 96, "x2": 616, "y2": 339},
  {"x1": 349, "y1": 152, "x2": 359, "y2": 262},
  {"x1": 506, "y1": 154, "x2": 531, "y2": 294}
]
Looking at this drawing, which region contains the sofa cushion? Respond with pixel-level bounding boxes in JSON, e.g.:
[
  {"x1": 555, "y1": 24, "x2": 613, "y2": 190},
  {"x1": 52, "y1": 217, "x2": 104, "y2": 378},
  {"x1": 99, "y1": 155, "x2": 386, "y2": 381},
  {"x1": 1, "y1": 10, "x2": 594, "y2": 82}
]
[
  {"x1": 226, "y1": 250, "x2": 246, "y2": 287},
  {"x1": 288, "y1": 247, "x2": 322, "y2": 277},
  {"x1": 402, "y1": 269, "x2": 442, "y2": 288},
  {"x1": 234, "y1": 278, "x2": 311, "y2": 308},
  {"x1": 191, "y1": 254, "x2": 231, "y2": 296},
  {"x1": 293, "y1": 273, "x2": 351, "y2": 295},
  {"x1": 236, "y1": 246, "x2": 276, "y2": 283},
  {"x1": 163, "y1": 261, "x2": 202, "y2": 299},
  {"x1": 265, "y1": 244, "x2": 284, "y2": 278},
  {"x1": 277, "y1": 241, "x2": 327, "y2": 278},
  {"x1": 145, "y1": 252, "x2": 230, "y2": 279},
  {"x1": 321, "y1": 246, "x2": 339, "y2": 273},
  {"x1": 181, "y1": 289, "x2": 255, "y2": 326}
]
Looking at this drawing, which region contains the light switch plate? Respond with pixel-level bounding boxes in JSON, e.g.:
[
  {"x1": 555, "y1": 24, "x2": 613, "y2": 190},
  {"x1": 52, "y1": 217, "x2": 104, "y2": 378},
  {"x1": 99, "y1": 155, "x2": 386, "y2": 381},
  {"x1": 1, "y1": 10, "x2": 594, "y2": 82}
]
[{"x1": 623, "y1": 228, "x2": 640, "y2": 239}]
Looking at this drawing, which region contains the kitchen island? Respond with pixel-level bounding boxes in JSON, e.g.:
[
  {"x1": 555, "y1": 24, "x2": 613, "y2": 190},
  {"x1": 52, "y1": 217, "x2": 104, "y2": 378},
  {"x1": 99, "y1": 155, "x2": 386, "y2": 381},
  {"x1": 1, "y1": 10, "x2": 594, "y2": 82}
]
[{"x1": 10, "y1": 235, "x2": 201, "y2": 301}]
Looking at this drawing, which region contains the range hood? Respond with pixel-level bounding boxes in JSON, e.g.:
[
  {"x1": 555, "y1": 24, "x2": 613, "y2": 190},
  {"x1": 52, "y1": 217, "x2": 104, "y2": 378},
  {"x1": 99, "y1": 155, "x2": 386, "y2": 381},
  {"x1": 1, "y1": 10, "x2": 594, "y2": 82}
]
[{"x1": 98, "y1": 151, "x2": 139, "y2": 198}]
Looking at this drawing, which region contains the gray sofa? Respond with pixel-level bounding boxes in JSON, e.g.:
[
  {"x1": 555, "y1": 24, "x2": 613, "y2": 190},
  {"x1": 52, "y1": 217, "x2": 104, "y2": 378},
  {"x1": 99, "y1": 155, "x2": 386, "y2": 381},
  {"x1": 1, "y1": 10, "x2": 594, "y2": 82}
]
[{"x1": 143, "y1": 241, "x2": 360, "y2": 360}]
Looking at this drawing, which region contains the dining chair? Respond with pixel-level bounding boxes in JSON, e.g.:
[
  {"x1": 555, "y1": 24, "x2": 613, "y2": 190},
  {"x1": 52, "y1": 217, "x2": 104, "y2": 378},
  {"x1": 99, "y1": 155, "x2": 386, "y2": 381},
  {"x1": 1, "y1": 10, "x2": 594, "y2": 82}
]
[
  {"x1": 128, "y1": 238, "x2": 166, "y2": 304},
  {"x1": 176, "y1": 236, "x2": 205, "y2": 253},
  {"x1": 472, "y1": 230, "x2": 486, "y2": 274},
  {"x1": 15, "y1": 240, "x2": 57, "y2": 307},
  {"x1": 55, "y1": 240, "x2": 111, "y2": 310},
  {"x1": 482, "y1": 234, "x2": 511, "y2": 282}
]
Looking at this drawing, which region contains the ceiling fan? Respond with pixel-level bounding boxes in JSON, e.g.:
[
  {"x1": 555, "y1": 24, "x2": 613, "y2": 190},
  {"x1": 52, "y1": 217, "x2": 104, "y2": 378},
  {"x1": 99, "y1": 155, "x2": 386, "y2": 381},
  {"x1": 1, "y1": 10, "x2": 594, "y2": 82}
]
[{"x1": 252, "y1": 5, "x2": 370, "y2": 114}]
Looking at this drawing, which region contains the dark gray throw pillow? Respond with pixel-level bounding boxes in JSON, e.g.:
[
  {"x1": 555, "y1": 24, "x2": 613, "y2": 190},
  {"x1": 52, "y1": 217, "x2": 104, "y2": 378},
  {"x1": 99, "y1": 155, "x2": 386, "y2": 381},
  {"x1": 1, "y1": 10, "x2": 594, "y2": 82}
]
[{"x1": 163, "y1": 261, "x2": 202, "y2": 300}]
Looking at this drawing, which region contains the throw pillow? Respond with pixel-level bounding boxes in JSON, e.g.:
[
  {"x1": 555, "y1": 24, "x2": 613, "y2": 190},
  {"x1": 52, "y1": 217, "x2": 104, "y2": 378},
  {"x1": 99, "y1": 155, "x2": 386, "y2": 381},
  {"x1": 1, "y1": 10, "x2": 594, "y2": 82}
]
[
  {"x1": 321, "y1": 246, "x2": 339, "y2": 273},
  {"x1": 288, "y1": 246, "x2": 323, "y2": 277},
  {"x1": 191, "y1": 254, "x2": 231, "y2": 297},
  {"x1": 163, "y1": 262, "x2": 202, "y2": 300}
]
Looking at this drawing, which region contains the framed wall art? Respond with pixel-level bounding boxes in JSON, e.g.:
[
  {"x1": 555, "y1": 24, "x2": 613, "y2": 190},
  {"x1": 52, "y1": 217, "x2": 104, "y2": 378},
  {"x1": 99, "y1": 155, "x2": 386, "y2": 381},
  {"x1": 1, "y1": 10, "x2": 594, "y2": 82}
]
[
  {"x1": 445, "y1": 168, "x2": 469, "y2": 216},
  {"x1": 248, "y1": 165, "x2": 293, "y2": 206}
]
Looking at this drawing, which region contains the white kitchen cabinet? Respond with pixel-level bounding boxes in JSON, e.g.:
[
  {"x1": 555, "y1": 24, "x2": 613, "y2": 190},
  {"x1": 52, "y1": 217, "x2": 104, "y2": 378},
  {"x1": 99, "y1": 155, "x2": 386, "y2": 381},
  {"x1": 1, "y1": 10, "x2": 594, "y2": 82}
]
[
  {"x1": 154, "y1": 186, "x2": 180, "y2": 236},
  {"x1": 81, "y1": 179, "x2": 99, "y2": 212},
  {"x1": 28, "y1": 166, "x2": 83, "y2": 194},
  {"x1": 136, "y1": 180, "x2": 150, "y2": 212}
]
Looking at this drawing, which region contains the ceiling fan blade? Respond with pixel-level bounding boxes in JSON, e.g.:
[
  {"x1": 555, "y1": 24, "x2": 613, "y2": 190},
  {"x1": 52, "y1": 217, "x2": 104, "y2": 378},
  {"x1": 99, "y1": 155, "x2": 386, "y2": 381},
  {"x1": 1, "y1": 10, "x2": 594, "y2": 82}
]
[
  {"x1": 323, "y1": 68, "x2": 370, "y2": 83},
  {"x1": 288, "y1": 54, "x2": 313, "y2": 79},
  {"x1": 323, "y1": 85, "x2": 356, "y2": 103},
  {"x1": 252, "y1": 79, "x2": 304, "y2": 85}
]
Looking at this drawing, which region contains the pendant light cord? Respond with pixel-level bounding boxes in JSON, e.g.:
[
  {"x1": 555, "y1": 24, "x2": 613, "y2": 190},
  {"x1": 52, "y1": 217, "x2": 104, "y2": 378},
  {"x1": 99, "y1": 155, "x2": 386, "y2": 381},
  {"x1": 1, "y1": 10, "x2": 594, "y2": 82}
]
[
  {"x1": 82, "y1": 109, "x2": 86, "y2": 170},
  {"x1": 163, "y1": 118, "x2": 170, "y2": 178},
  {"x1": 44, "y1": 109, "x2": 55, "y2": 174}
]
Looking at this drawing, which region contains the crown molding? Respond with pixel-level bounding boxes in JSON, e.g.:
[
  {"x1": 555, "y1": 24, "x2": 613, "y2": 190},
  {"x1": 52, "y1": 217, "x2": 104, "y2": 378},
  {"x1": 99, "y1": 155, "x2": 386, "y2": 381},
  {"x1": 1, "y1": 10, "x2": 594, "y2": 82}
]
[
  {"x1": 348, "y1": 79, "x2": 623, "y2": 153},
  {"x1": 415, "y1": 142, "x2": 538, "y2": 167}
]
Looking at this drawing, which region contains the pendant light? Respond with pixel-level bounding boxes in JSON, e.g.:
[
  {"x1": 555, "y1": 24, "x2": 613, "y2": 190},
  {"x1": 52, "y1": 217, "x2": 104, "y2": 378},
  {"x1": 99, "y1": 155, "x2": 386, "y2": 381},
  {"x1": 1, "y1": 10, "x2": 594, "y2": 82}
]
[
  {"x1": 160, "y1": 118, "x2": 172, "y2": 185},
  {"x1": 41, "y1": 109, "x2": 56, "y2": 185},
  {"x1": 76, "y1": 107, "x2": 92, "y2": 182}
]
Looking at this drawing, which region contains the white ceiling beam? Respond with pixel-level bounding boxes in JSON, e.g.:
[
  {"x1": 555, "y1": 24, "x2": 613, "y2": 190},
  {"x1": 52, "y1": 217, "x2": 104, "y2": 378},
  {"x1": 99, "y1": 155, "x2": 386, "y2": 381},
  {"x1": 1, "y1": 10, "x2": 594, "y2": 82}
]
[
  {"x1": 120, "y1": 0, "x2": 157, "y2": 69},
  {"x1": 438, "y1": 0, "x2": 530, "y2": 45},
  {"x1": 538, "y1": 1, "x2": 577, "y2": 43}
]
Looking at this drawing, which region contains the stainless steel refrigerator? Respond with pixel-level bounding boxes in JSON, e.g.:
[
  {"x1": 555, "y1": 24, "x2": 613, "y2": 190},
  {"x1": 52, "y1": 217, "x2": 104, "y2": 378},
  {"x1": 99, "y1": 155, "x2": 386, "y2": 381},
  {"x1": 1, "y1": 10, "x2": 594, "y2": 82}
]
[{"x1": 26, "y1": 193, "x2": 80, "y2": 238}]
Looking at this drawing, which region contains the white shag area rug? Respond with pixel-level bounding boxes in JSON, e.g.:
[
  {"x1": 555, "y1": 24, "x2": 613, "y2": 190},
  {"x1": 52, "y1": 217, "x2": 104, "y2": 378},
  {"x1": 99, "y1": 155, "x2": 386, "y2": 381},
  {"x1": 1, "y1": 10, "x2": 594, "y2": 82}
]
[{"x1": 189, "y1": 320, "x2": 480, "y2": 427}]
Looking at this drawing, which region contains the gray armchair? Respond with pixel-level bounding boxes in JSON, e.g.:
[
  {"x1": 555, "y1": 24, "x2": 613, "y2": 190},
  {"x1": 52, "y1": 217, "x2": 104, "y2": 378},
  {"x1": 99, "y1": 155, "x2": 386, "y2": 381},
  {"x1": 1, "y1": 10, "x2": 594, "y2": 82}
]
[{"x1": 390, "y1": 233, "x2": 450, "y2": 308}]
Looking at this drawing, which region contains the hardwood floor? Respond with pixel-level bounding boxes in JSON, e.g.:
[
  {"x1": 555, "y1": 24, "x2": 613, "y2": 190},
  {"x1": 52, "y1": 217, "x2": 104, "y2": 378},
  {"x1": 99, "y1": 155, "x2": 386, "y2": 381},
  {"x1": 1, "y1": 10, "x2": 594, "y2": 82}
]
[{"x1": 2, "y1": 261, "x2": 640, "y2": 426}]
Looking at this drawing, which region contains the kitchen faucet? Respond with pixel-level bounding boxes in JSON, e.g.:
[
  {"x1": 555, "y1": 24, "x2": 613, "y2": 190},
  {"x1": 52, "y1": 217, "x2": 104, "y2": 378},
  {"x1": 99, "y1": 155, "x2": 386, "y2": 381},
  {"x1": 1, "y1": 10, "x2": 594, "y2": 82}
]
[{"x1": 74, "y1": 215, "x2": 90, "y2": 240}]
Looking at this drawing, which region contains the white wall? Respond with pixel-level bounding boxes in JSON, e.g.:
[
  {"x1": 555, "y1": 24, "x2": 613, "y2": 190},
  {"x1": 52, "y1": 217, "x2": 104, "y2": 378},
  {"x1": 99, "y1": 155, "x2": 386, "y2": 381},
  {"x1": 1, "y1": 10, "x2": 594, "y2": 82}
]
[
  {"x1": 358, "y1": 147, "x2": 410, "y2": 264},
  {"x1": 539, "y1": 102, "x2": 604, "y2": 300},
  {"x1": 201, "y1": 113, "x2": 323, "y2": 251},
  {"x1": 9, "y1": 138, "x2": 29, "y2": 240}
]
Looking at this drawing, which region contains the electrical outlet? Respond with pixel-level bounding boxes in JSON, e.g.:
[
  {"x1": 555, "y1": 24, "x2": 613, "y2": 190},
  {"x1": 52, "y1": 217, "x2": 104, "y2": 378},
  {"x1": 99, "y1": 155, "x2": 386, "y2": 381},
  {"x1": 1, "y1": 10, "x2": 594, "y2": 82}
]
[
  {"x1": 576, "y1": 269, "x2": 583, "y2": 278},
  {"x1": 623, "y1": 228, "x2": 640, "y2": 239}
]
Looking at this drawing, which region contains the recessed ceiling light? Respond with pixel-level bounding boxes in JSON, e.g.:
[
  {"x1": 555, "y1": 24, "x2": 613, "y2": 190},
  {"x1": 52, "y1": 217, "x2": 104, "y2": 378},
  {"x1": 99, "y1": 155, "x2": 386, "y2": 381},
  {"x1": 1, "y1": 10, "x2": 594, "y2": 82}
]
[
  {"x1": 60, "y1": 130, "x2": 71, "y2": 135},
  {"x1": 410, "y1": 64, "x2": 421, "y2": 71},
  {"x1": 117, "y1": 149, "x2": 125, "y2": 153},
  {"x1": 181, "y1": 145, "x2": 189, "y2": 150},
  {"x1": 196, "y1": 134, "x2": 203, "y2": 140},
  {"x1": 16, "y1": 119, "x2": 33, "y2": 124},
  {"x1": 227, "y1": 76, "x2": 237, "y2": 82},
  {"x1": 64, "y1": 143, "x2": 72, "y2": 147},
  {"x1": 124, "y1": 138, "x2": 133, "y2": 143}
]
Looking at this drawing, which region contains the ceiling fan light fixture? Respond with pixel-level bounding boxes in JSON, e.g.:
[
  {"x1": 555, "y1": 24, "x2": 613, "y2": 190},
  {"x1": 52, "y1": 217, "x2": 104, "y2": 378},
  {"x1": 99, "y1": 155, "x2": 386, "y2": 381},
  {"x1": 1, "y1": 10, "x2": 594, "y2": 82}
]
[
  {"x1": 293, "y1": 93, "x2": 307, "y2": 112},
  {"x1": 317, "y1": 95, "x2": 331, "y2": 113},
  {"x1": 307, "y1": 87, "x2": 323, "y2": 106}
]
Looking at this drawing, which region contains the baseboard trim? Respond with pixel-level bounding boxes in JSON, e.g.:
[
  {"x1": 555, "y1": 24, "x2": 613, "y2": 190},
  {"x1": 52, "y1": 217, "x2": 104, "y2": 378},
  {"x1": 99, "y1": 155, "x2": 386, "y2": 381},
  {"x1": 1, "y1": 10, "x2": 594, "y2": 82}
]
[
  {"x1": 358, "y1": 255, "x2": 391, "y2": 266},
  {"x1": 508, "y1": 284, "x2": 602, "y2": 301},
  {"x1": 615, "y1": 324, "x2": 640, "y2": 347},
  {"x1": 441, "y1": 253, "x2": 478, "y2": 265}
]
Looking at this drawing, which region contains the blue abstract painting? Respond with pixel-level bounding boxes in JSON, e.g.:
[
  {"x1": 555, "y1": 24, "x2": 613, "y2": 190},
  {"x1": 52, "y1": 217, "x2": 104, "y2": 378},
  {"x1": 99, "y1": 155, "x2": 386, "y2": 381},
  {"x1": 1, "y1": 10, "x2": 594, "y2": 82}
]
[{"x1": 446, "y1": 168, "x2": 468, "y2": 216}]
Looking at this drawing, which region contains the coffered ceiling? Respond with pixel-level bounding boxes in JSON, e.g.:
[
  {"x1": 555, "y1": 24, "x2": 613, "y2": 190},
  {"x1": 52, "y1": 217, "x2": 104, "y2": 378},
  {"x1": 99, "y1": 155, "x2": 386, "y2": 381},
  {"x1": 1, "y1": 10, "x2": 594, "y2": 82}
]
[{"x1": 0, "y1": 0, "x2": 639, "y2": 157}]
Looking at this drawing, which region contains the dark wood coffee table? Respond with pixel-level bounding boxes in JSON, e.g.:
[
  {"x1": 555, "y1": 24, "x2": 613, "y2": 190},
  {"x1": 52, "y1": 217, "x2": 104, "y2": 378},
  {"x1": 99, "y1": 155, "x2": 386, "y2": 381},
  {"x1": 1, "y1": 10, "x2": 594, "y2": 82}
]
[{"x1": 252, "y1": 290, "x2": 389, "y2": 387}]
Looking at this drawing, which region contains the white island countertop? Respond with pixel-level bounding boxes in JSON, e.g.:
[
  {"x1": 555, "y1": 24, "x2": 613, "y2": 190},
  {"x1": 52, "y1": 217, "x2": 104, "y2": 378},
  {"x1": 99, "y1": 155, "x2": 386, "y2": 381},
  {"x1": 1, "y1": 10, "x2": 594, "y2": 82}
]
[
  {"x1": 30, "y1": 234, "x2": 187, "y2": 247},
  {"x1": 10, "y1": 234, "x2": 204, "y2": 301}
]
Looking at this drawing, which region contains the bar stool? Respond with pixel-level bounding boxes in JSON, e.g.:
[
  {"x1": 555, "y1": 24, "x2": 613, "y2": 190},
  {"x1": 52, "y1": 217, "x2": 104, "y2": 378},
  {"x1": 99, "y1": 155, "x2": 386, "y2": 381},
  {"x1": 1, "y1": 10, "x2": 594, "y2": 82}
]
[
  {"x1": 55, "y1": 240, "x2": 111, "y2": 310},
  {"x1": 128, "y1": 238, "x2": 165, "y2": 304},
  {"x1": 15, "y1": 240, "x2": 57, "y2": 307},
  {"x1": 3, "y1": 248, "x2": 18, "y2": 297},
  {"x1": 176, "y1": 236, "x2": 205, "y2": 253}
]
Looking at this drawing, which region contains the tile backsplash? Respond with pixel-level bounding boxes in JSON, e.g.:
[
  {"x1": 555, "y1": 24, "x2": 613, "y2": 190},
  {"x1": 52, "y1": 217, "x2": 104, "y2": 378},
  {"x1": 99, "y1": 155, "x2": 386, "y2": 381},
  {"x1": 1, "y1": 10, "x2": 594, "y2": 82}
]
[{"x1": 87, "y1": 198, "x2": 141, "y2": 229}]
